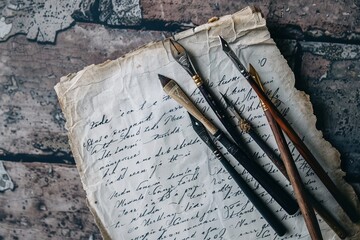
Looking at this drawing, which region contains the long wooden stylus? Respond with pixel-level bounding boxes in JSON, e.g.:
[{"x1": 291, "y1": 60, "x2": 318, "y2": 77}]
[
  {"x1": 250, "y1": 64, "x2": 323, "y2": 239},
  {"x1": 249, "y1": 64, "x2": 348, "y2": 239}
]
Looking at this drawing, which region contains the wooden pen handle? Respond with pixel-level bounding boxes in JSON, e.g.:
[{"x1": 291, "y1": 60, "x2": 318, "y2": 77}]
[
  {"x1": 265, "y1": 110, "x2": 323, "y2": 240},
  {"x1": 244, "y1": 71, "x2": 360, "y2": 223},
  {"x1": 264, "y1": 111, "x2": 348, "y2": 238},
  {"x1": 250, "y1": 65, "x2": 347, "y2": 238}
]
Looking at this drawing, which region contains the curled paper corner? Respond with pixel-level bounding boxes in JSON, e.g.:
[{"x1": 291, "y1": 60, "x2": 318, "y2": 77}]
[{"x1": 0, "y1": 161, "x2": 14, "y2": 192}]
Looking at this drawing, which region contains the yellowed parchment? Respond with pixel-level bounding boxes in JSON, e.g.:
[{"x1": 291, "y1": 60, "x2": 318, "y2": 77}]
[{"x1": 55, "y1": 6, "x2": 360, "y2": 240}]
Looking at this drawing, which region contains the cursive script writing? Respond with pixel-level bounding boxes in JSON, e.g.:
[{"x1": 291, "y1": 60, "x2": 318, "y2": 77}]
[{"x1": 56, "y1": 15, "x2": 343, "y2": 239}]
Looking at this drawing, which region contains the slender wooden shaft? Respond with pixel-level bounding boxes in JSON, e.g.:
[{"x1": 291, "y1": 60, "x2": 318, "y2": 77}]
[
  {"x1": 264, "y1": 110, "x2": 348, "y2": 238},
  {"x1": 220, "y1": 36, "x2": 359, "y2": 221},
  {"x1": 264, "y1": 110, "x2": 323, "y2": 239},
  {"x1": 250, "y1": 65, "x2": 347, "y2": 238},
  {"x1": 244, "y1": 71, "x2": 359, "y2": 223}
]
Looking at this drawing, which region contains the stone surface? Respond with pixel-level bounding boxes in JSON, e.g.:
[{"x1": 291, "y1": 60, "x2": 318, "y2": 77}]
[
  {"x1": 0, "y1": 161, "x2": 14, "y2": 192},
  {"x1": 0, "y1": 161, "x2": 100, "y2": 239},
  {"x1": 0, "y1": 0, "x2": 81, "y2": 42},
  {"x1": 267, "y1": 0, "x2": 360, "y2": 41},
  {"x1": 72, "y1": 0, "x2": 142, "y2": 26},
  {"x1": 0, "y1": 0, "x2": 359, "y2": 238},
  {"x1": 0, "y1": 0, "x2": 142, "y2": 43},
  {"x1": 1, "y1": 0, "x2": 359, "y2": 43},
  {"x1": 298, "y1": 41, "x2": 360, "y2": 177},
  {"x1": 0, "y1": 23, "x2": 167, "y2": 160},
  {"x1": 141, "y1": 0, "x2": 360, "y2": 42}
]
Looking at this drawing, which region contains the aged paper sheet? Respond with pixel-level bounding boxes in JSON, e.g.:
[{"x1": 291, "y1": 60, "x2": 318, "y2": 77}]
[{"x1": 55, "y1": 7, "x2": 359, "y2": 240}]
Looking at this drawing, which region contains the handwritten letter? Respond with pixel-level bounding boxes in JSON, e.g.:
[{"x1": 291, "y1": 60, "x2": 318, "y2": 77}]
[{"x1": 55, "y1": 7, "x2": 359, "y2": 240}]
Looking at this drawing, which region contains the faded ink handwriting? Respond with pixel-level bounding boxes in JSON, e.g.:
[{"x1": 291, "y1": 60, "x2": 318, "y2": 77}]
[
  {"x1": 80, "y1": 72, "x2": 321, "y2": 240},
  {"x1": 90, "y1": 114, "x2": 111, "y2": 129}
]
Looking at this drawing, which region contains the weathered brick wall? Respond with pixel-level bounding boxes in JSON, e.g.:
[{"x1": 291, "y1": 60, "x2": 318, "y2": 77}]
[{"x1": 0, "y1": 1, "x2": 359, "y2": 238}]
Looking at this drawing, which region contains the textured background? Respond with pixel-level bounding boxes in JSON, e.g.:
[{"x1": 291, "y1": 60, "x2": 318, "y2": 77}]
[{"x1": 0, "y1": 0, "x2": 359, "y2": 239}]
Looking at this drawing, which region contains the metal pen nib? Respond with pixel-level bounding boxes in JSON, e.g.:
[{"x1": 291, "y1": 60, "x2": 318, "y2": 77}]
[
  {"x1": 169, "y1": 38, "x2": 250, "y2": 153},
  {"x1": 188, "y1": 113, "x2": 217, "y2": 153},
  {"x1": 218, "y1": 35, "x2": 248, "y2": 75},
  {"x1": 169, "y1": 39, "x2": 198, "y2": 77}
]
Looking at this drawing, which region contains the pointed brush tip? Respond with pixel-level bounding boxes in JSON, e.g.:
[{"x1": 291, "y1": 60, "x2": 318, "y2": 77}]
[{"x1": 158, "y1": 74, "x2": 171, "y2": 87}]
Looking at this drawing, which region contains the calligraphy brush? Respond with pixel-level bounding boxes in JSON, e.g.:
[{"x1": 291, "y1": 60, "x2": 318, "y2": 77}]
[
  {"x1": 188, "y1": 113, "x2": 287, "y2": 236},
  {"x1": 218, "y1": 35, "x2": 360, "y2": 223},
  {"x1": 158, "y1": 74, "x2": 299, "y2": 215},
  {"x1": 248, "y1": 65, "x2": 348, "y2": 239},
  {"x1": 169, "y1": 39, "x2": 251, "y2": 157}
]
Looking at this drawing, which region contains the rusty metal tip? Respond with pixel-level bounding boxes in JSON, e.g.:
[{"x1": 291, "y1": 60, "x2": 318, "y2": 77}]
[
  {"x1": 248, "y1": 65, "x2": 261, "y2": 82},
  {"x1": 248, "y1": 64, "x2": 256, "y2": 78},
  {"x1": 248, "y1": 63, "x2": 255, "y2": 73},
  {"x1": 158, "y1": 74, "x2": 172, "y2": 87}
]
